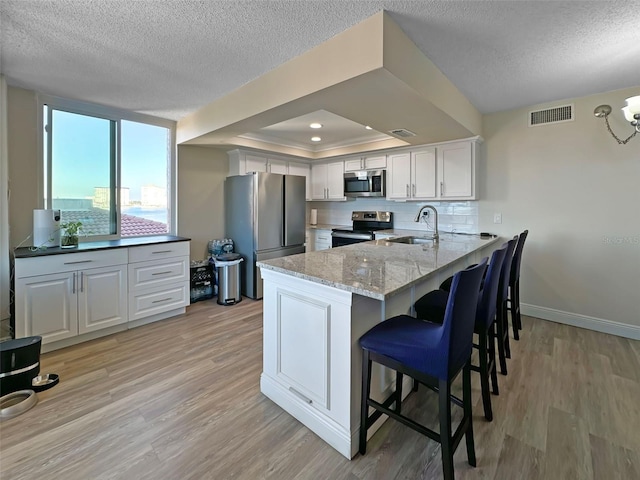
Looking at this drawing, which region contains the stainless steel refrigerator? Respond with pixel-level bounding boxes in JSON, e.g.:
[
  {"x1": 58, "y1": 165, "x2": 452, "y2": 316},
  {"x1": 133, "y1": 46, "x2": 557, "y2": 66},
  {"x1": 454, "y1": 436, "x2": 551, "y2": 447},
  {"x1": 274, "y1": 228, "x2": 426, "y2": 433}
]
[{"x1": 225, "y1": 172, "x2": 306, "y2": 299}]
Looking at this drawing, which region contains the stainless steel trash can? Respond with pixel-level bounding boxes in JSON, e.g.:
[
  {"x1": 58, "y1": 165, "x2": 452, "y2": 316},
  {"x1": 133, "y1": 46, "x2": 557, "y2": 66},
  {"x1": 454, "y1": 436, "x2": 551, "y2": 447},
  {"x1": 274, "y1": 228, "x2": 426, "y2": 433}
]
[{"x1": 214, "y1": 254, "x2": 243, "y2": 305}]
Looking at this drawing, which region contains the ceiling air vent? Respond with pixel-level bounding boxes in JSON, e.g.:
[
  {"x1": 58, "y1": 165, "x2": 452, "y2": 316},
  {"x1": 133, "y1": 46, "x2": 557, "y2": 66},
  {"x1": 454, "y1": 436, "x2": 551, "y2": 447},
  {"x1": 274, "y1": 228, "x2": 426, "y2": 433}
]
[
  {"x1": 388, "y1": 128, "x2": 416, "y2": 138},
  {"x1": 529, "y1": 104, "x2": 574, "y2": 127}
]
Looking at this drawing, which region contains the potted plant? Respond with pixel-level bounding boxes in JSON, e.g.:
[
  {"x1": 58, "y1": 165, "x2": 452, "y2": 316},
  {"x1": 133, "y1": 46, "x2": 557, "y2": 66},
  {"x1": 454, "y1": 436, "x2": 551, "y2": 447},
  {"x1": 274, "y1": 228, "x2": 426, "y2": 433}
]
[{"x1": 60, "y1": 221, "x2": 83, "y2": 248}]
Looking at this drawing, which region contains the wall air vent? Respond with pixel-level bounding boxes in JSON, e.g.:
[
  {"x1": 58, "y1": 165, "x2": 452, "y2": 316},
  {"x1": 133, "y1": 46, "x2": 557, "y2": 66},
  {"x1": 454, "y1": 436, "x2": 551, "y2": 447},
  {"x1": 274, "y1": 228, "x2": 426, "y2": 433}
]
[
  {"x1": 388, "y1": 128, "x2": 416, "y2": 138},
  {"x1": 529, "y1": 104, "x2": 574, "y2": 127}
]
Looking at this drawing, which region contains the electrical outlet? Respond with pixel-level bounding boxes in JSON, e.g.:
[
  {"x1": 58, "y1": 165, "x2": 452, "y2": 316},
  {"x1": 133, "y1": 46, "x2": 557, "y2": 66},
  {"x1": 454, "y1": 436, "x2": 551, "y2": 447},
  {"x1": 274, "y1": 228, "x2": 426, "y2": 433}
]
[{"x1": 493, "y1": 213, "x2": 502, "y2": 224}]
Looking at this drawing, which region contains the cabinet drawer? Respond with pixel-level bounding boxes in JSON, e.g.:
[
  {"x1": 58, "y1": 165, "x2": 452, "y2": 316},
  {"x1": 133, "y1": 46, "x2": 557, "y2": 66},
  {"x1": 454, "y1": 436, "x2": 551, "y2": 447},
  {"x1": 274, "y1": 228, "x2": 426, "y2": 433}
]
[
  {"x1": 128, "y1": 241, "x2": 190, "y2": 263},
  {"x1": 128, "y1": 283, "x2": 189, "y2": 322},
  {"x1": 128, "y1": 256, "x2": 188, "y2": 291},
  {"x1": 15, "y1": 249, "x2": 128, "y2": 278}
]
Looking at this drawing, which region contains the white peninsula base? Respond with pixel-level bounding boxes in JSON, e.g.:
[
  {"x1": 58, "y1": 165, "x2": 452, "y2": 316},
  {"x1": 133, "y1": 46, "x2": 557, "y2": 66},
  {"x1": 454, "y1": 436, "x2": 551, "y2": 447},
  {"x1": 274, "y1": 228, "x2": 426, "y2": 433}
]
[{"x1": 259, "y1": 239, "x2": 494, "y2": 459}]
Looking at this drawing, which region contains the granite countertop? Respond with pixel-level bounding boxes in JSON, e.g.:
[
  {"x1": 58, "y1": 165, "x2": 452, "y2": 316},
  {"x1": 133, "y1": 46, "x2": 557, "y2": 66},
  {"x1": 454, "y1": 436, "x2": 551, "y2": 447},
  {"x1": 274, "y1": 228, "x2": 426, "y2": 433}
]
[
  {"x1": 13, "y1": 235, "x2": 190, "y2": 258},
  {"x1": 258, "y1": 233, "x2": 500, "y2": 301}
]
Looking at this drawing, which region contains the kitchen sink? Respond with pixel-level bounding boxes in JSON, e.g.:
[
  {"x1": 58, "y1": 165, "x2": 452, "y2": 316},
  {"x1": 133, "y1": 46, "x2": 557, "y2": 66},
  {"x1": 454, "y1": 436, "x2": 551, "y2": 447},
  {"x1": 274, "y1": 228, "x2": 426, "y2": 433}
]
[{"x1": 385, "y1": 236, "x2": 436, "y2": 245}]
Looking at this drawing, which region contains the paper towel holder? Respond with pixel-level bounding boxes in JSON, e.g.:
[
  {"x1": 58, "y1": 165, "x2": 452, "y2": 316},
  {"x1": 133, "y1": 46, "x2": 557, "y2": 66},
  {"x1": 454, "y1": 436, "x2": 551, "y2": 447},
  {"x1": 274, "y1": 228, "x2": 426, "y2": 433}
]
[{"x1": 310, "y1": 208, "x2": 318, "y2": 226}]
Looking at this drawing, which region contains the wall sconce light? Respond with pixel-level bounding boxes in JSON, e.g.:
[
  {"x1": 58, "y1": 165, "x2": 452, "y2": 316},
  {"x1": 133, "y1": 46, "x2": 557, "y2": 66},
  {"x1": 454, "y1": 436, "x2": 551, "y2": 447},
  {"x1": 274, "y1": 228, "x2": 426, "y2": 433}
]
[{"x1": 594, "y1": 95, "x2": 640, "y2": 145}]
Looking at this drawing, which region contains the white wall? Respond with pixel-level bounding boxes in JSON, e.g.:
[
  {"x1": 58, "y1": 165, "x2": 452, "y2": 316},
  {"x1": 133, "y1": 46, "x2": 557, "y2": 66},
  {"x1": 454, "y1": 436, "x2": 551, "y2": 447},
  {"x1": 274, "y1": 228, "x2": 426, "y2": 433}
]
[{"x1": 480, "y1": 86, "x2": 640, "y2": 337}]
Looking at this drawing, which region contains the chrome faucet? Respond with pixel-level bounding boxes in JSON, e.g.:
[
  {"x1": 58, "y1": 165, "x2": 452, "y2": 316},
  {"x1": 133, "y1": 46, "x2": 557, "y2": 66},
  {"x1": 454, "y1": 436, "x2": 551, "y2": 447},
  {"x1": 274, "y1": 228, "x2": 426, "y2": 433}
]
[{"x1": 414, "y1": 205, "x2": 439, "y2": 242}]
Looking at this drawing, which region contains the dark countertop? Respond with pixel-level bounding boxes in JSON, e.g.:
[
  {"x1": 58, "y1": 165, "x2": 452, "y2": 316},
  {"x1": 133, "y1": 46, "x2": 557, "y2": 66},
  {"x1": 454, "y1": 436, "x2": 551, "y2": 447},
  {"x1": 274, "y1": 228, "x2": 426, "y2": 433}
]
[{"x1": 13, "y1": 235, "x2": 190, "y2": 258}]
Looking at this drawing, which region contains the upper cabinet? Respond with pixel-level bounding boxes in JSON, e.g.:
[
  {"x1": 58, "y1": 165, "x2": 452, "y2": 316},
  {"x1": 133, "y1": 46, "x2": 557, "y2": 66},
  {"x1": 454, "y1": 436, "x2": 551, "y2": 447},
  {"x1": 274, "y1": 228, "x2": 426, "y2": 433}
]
[
  {"x1": 343, "y1": 155, "x2": 387, "y2": 172},
  {"x1": 228, "y1": 150, "x2": 312, "y2": 200},
  {"x1": 387, "y1": 148, "x2": 436, "y2": 200},
  {"x1": 386, "y1": 139, "x2": 479, "y2": 201},
  {"x1": 228, "y1": 138, "x2": 479, "y2": 203},
  {"x1": 438, "y1": 141, "x2": 474, "y2": 198},
  {"x1": 311, "y1": 161, "x2": 345, "y2": 201},
  {"x1": 228, "y1": 150, "x2": 304, "y2": 176},
  {"x1": 288, "y1": 162, "x2": 312, "y2": 201}
]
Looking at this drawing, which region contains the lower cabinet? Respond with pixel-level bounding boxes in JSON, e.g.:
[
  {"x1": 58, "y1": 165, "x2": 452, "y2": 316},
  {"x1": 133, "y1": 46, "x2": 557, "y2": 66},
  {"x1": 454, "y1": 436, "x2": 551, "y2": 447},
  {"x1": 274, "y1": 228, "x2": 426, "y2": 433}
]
[
  {"x1": 13, "y1": 240, "x2": 189, "y2": 350},
  {"x1": 15, "y1": 249, "x2": 128, "y2": 344},
  {"x1": 127, "y1": 243, "x2": 190, "y2": 322},
  {"x1": 314, "y1": 229, "x2": 332, "y2": 251}
]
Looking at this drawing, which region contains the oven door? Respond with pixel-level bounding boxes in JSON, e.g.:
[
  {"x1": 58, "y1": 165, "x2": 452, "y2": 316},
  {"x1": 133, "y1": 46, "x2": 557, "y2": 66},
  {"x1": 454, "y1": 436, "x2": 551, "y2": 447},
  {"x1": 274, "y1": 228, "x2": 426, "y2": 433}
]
[{"x1": 331, "y1": 231, "x2": 373, "y2": 248}]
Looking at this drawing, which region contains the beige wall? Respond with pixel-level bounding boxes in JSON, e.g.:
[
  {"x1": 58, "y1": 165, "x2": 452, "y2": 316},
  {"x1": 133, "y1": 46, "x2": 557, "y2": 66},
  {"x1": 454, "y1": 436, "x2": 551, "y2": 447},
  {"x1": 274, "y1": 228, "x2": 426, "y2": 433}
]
[
  {"x1": 7, "y1": 86, "x2": 40, "y2": 249},
  {"x1": 480, "y1": 86, "x2": 640, "y2": 333},
  {"x1": 177, "y1": 145, "x2": 228, "y2": 261},
  {"x1": 7, "y1": 87, "x2": 42, "y2": 248}
]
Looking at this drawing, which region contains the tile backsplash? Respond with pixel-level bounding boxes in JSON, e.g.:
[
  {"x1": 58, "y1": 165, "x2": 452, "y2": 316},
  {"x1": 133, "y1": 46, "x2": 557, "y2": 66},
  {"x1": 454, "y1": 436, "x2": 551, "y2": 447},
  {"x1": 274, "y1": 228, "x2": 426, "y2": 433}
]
[{"x1": 307, "y1": 199, "x2": 479, "y2": 233}]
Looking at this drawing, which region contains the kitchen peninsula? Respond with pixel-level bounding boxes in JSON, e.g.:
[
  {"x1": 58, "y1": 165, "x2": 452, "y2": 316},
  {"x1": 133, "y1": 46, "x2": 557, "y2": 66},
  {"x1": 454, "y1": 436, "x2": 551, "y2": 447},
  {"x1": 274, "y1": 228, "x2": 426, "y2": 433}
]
[{"x1": 257, "y1": 233, "x2": 500, "y2": 458}]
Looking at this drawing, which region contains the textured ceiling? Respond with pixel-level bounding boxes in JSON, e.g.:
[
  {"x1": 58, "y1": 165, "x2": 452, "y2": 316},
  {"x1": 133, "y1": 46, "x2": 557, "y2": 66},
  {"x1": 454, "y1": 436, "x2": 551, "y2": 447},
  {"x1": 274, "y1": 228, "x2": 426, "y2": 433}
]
[{"x1": 1, "y1": 0, "x2": 639, "y2": 122}]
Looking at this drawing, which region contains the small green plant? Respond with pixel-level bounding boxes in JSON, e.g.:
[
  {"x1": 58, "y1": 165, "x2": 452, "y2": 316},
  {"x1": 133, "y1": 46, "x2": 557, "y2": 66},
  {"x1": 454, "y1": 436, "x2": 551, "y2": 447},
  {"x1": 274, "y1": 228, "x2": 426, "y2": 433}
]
[{"x1": 60, "y1": 221, "x2": 84, "y2": 248}]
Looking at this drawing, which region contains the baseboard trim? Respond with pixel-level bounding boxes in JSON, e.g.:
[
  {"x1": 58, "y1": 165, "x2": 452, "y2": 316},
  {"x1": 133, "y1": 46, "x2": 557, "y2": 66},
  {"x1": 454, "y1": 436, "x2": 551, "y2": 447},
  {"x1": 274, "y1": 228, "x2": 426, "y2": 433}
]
[
  {"x1": 260, "y1": 373, "x2": 354, "y2": 459},
  {"x1": 521, "y1": 303, "x2": 640, "y2": 340}
]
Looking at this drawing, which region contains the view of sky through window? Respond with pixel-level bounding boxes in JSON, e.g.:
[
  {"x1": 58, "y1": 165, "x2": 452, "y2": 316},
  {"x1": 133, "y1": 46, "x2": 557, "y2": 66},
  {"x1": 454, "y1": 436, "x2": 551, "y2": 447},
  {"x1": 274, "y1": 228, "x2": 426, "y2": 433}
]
[{"x1": 48, "y1": 108, "x2": 171, "y2": 237}]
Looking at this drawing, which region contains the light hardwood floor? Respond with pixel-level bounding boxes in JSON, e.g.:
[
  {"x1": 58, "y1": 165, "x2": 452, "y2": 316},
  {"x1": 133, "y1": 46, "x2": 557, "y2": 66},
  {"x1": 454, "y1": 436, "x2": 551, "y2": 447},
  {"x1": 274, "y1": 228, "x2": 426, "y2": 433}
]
[{"x1": 1, "y1": 299, "x2": 639, "y2": 479}]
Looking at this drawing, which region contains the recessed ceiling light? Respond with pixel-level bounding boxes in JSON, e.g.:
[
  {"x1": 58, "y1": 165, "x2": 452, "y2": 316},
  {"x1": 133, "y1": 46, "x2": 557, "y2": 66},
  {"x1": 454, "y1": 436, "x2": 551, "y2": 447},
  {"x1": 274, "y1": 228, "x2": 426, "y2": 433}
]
[
  {"x1": 365, "y1": 125, "x2": 373, "y2": 130},
  {"x1": 311, "y1": 136, "x2": 321, "y2": 142},
  {"x1": 309, "y1": 123, "x2": 323, "y2": 129}
]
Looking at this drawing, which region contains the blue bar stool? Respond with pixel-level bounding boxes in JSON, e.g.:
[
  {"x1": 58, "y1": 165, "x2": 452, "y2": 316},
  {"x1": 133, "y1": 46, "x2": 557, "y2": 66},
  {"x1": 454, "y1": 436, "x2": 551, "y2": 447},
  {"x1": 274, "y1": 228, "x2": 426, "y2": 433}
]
[
  {"x1": 413, "y1": 245, "x2": 508, "y2": 421},
  {"x1": 508, "y1": 230, "x2": 529, "y2": 340},
  {"x1": 359, "y1": 259, "x2": 487, "y2": 480},
  {"x1": 495, "y1": 236, "x2": 518, "y2": 372}
]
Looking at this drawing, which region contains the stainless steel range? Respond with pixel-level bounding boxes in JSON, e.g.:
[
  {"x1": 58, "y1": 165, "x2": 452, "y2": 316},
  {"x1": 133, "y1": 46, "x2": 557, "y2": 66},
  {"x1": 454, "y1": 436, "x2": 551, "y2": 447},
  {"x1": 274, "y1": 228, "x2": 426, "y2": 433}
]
[{"x1": 331, "y1": 211, "x2": 393, "y2": 248}]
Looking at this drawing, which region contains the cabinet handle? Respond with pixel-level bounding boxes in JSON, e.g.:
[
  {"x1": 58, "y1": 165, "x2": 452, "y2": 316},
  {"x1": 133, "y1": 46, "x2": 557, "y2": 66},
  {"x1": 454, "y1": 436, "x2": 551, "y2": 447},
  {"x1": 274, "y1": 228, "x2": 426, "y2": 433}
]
[
  {"x1": 64, "y1": 260, "x2": 92, "y2": 265},
  {"x1": 80, "y1": 272, "x2": 84, "y2": 293},
  {"x1": 289, "y1": 386, "x2": 313, "y2": 404},
  {"x1": 406, "y1": 184, "x2": 409, "y2": 197},
  {"x1": 152, "y1": 271, "x2": 173, "y2": 276},
  {"x1": 152, "y1": 250, "x2": 172, "y2": 254},
  {"x1": 72, "y1": 272, "x2": 76, "y2": 294},
  {"x1": 440, "y1": 182, "x2": 444, "y2": 196},
  {"x1": 412, "y1": 184, "x2": 416, "y2": 196},
  {"x1": 152, "y1": 298, "x2": 172, "y2": 304}
]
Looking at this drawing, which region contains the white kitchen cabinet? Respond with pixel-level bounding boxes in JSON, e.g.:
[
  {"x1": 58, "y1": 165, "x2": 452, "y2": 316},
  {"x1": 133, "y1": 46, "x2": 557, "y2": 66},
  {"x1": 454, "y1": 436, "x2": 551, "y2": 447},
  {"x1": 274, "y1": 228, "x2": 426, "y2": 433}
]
[
  {"x1": 228, "y1": 149, "x2": 301, "y2": 176},
  {"x1": 437, "y1": 141, "x2": 475, "y2": 199},
  {"x1": 305, "y1": 229, "x2": 314, "y2": 251},
  {"x1": 14, "y1": 249, "x2": 128, "y2": 345},
  {"x1": 343, "y1": 155, "x2": 386, "y2": 172},
  {"x1": 387, "y1": 139, "x2": 478, "y2": 201},
  {"x1": 244, "y1": 154, "x2": 288, "y2": 174},
  {"x1": 288, "y1": 162, "x2": 311, "y2": 200},
  {"x1": 14, "y1": 239, "x2": 190, "y2": 351},
  {"x1": 245, "y1": 154, "x2": 269, "y2": 173},
  {"x1": 128, "y1": 242, "x2": 190, "y2": 323},
  {"x1": 311, "y1": 161, "x2": 345, "y2": 200},
  {"x1": 387, "y1": 148, "x2": 436, "y2": 200},
  {"x1": 268, "y1": 159, "x2": 289, "y2": 174},
  {"x1": 313, "y1": 229, "x2": 332, "y2": 251}
]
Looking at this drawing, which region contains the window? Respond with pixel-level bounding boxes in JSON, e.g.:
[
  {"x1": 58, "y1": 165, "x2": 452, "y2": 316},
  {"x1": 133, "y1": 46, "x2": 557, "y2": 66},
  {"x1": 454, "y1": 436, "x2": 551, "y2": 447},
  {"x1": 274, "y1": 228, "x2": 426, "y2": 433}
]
[{"x1": 42, "y1": 97, "x2": 175, "y2": 240}]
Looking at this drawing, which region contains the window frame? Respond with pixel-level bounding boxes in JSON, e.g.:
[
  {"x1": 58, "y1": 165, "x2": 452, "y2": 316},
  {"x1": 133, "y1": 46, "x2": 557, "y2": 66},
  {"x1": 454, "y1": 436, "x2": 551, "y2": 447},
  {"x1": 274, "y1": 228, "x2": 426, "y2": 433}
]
[{"x1": 38, "y1": 94, "x2": 177, "y2": 240}]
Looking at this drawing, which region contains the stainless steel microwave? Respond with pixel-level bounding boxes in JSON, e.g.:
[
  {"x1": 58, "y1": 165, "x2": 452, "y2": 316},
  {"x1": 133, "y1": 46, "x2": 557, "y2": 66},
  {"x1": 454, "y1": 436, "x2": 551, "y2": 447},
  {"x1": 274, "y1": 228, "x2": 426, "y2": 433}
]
[{"x1": 344, "y1": 170, "x2": 385, "y2": 198}]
